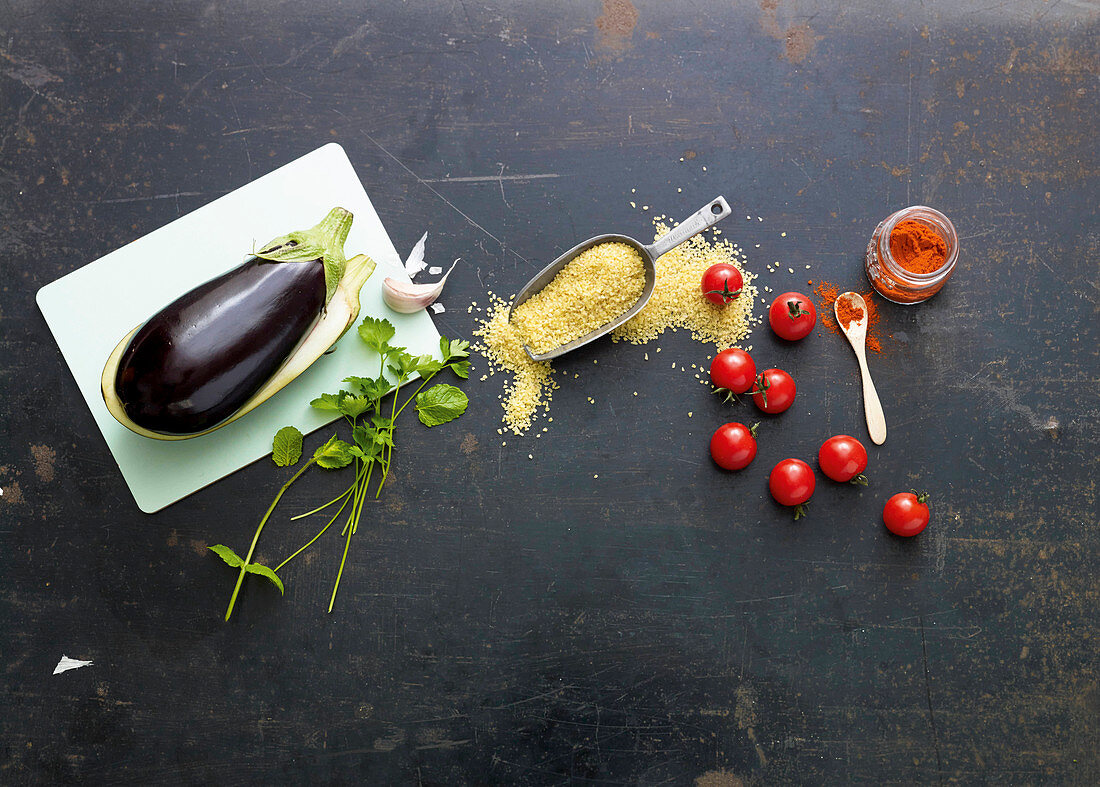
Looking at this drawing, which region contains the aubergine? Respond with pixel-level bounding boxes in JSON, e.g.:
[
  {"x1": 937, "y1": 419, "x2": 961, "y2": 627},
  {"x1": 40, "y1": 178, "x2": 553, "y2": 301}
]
[{"x1": 101, "y1": 207, "x2": 376, "y2": 440}]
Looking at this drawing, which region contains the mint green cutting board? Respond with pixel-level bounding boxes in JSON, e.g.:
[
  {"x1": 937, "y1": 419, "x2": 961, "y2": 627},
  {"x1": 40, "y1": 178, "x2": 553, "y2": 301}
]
[{"x1": 36, "y1": 143, "x2": 442, "y2": 513}]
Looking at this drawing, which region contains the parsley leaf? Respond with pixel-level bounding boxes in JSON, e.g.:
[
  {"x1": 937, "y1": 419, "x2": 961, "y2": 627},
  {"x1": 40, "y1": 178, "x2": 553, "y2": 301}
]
[
  {"x1": 339, "y1": 395, "x2": 372, "y2": 419},
  {"x1": 342, "y1": 375, "x2": 374, "y2": 393},
  {"x1": 415, "y1": 383, "x2": 469, "y2": 426},
  {"x1": 416, "y1": 356, "x2": 445, "y2": 378},
  {"x1": 441, "y1": 336, "x2": 471, "y2": 361},
  {"x1": 358, "y1": 316, "x2": 396, "y2": 354},
  {"x1": 272, "y1": 426, "x2": 303, "y2": 467},
  {"x1": 309, "y1": 392, "x2": 345, "y2": 412},
  {"x1": 450, "y1": 359, "x2": 470, "y2": 379},
  {"x1": 387, "y1": 351, "x2": 423, "y2": 381}
]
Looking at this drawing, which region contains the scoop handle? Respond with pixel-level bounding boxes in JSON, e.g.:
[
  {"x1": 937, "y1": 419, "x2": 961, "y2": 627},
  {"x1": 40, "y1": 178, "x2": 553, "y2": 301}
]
[
  {"x1": 645, "y1": 196, "x2": 732, "y2": 259},
  {"x1": 853, "y1": 342, "x2": 887, "y2": 445}
]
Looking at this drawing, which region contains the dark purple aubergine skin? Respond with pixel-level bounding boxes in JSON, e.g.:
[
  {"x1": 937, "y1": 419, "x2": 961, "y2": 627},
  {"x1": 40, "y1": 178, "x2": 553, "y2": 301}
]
[{"x1": 115, "y1": 256, "x2": 327, "y2": 434}]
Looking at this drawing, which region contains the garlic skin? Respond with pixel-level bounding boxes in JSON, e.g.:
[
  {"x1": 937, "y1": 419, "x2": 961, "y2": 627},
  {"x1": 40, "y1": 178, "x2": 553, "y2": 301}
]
[{"x1": 382, "y1": 261, "x2": 456, "y2": 313}]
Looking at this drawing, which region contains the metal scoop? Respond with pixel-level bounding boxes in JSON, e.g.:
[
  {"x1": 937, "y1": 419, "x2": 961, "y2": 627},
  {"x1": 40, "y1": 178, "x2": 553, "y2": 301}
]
[{"x1": 509, "y1": 196, "x2": 733, "y2": 361}]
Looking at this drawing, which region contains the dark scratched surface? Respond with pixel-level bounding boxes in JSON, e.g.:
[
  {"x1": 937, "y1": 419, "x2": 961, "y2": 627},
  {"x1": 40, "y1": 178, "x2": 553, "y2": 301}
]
[{"x1": 1, "y1": 1, "x2": 1097, "y2": 784}]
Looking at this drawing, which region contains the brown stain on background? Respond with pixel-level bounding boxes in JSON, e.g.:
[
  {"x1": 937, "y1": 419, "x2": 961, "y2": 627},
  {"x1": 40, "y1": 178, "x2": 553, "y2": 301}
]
[
  {"x1": 1, "y1": 481, "x2": 24, "y2": 505},
  {"x1": 759, "y1": 0, "x2": 819, "y2": 64},
  {"x1": 30, "y1": 444, "x2": 56, "y2": 483},
  {"x1": 595, "y1": 0, "x2": 638, "y2": 52},
  {"x1": 695, "y1": 772, "x2": 745, "y2": 787},
  {"x1": 460, "y1": 433, "x2": 479, "y2": 455}
]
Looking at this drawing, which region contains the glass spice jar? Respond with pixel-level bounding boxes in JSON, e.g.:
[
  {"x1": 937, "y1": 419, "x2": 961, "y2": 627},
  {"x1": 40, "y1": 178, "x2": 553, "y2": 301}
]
[{"x1": 865, "y1": 205, "x2": 959, "y2": 304}]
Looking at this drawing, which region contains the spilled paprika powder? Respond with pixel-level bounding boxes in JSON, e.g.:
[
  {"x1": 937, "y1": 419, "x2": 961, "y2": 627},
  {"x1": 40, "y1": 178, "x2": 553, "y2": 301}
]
[
  {"x1": 812, "y1": 280, "x2": 883, "y2": 354},
  {"x1": 889, "y1": 220, "x2": 947, "y2": 274}
]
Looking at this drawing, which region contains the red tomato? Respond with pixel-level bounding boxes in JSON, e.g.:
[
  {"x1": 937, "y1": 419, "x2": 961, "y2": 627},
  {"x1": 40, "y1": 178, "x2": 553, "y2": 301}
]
[
  {"x1": 751, "y1": 368, "x2": 796, "y2": 414},
  {"x1": 710, "y1": 349, "x2": 756, "y2": 398},
  {"x1": 769, "y1": 459, "x2": 815, "y2": 519},
  {"x1": 701, "y1": 263, "x2": 744, "y2": 306},
  {"x1": 818, "y1": 435, "x2": 869, "y2": 484},
  {"x1": 709, "y1": 422, "x2": 758, "y2": 470},
  {"x1": 768, "y1": 292, "x2": 817, "y2": 341},
  {"x1": 883, "y1": 492, "x2": 930, "y2": 536}
]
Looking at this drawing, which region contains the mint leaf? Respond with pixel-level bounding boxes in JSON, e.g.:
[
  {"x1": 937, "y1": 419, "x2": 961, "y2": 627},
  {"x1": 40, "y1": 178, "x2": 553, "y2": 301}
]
[
  {"x1": 244, "y1": 563, "x2": 284, "y2": 594},
  {"x1": 310, "y1": 392, "x2": 345, "y2": 412},
  {"x1": 339, "y1": 395, "x2": 372, "y2": 419},
  {"x1": 313, "y1": 434, "x2": 356, "y2": 469},
  {"x1": 272, "y1": 426, "x2": 303, "y2": 467},
  {"x1": 358, "y1": 316, "x2": 396, "y2": 354},
  {"x1": 415, "y1": 383, "x2": 469, "y2": 427},
  {"x1": 209, "y1": 544, "x2": 245, "y2": 568}
]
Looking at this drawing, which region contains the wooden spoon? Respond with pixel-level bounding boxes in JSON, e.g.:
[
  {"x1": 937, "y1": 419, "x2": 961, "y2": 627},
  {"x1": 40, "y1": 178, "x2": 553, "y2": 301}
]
[{"x1": 835, "y1": 292, "x2": 886, "y2": 445}]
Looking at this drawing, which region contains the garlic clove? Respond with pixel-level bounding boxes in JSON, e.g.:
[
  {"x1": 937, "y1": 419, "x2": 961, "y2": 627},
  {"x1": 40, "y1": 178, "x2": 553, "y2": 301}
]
[{"x1": 382, "y1": 260, "x2": 456, "y2": 313}]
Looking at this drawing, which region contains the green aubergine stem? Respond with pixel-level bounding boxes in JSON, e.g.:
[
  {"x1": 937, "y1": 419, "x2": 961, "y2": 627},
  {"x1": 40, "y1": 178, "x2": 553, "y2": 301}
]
[{"x1": 255, "y1": 207, "x2": 354, "y2": 304}]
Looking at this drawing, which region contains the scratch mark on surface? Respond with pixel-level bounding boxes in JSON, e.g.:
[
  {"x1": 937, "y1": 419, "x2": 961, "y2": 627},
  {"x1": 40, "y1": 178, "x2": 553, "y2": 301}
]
[
  {"x1": 359, "y1": 131, "x2": 529, "y2": 265},
  {"x1": 95, "y1": 191, "x2": 207, "y2": 205},
  {"x1": 420, "y1": 173, "x2": 561, "y2": 183},
  {"x1": 496, "y1": 163, "x2": 512, "y2": 210},
  {"x1": 920, "y1": 617, "x2": 944, "y2": 782}
]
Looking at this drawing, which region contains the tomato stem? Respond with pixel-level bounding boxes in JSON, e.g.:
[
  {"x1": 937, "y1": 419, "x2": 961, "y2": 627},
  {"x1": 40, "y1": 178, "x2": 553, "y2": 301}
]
[
  {"x1": 786, "y1": 299, "x2": 810, "y2": 320},
  {"x1": 705, "y1": 282, "x2": 742, "y2": 303}
]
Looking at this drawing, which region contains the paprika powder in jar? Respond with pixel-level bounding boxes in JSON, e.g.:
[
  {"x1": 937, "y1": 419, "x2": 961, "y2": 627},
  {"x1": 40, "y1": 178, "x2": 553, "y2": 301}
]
[{"x1": 865, "y1": 205, "x2": 958, "y2": 304}]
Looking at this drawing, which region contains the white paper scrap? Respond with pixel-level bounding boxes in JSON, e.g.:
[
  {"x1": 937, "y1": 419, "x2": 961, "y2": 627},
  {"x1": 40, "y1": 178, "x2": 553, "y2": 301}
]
[
  {"x1": 404, "y1": 232, "x2": 428, "y2": 278},
  {"x1": 53, "y1": 655, "x2": 93, "y2": 675},
  {"x1": 430, "y1": 303, "x2": 445, "y2": 314}
]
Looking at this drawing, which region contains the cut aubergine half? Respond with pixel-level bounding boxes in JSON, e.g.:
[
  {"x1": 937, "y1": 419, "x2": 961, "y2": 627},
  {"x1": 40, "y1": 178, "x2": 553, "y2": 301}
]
[{"x1": 101, "y1": 207, "x2": 376, "y2": 440}]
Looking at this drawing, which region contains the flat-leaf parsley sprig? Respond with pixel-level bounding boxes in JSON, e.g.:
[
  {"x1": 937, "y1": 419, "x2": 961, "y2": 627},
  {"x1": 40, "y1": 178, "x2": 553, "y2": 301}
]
[{"x1": 211, "y1": 317, "x2": 470, "y2": 619}]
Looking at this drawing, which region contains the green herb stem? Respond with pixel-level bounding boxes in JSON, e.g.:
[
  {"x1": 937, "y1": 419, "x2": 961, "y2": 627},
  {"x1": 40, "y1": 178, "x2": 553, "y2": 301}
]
[
  {"x1": 329, "y1": 515, "x2": 355, "y2": 613},
  {"x1": 225, "y1": 457, "x2": 314, "y2": 621},
  {"x1": 290, "y1": 485, "x2": 354, "y2": 521},
  {"x1": 275, "y1": 473, "x2": 359, "y2": 573}
]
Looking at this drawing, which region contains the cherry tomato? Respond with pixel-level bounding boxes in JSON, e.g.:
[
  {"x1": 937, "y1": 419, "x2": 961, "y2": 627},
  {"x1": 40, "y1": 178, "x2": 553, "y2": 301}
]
[
  {"x1": 709, "y1": 422, "x2": 758, "y2": 471},
  {"x1": 883, "y1": 492, "x2": 930, "y2": 537},
  {"x1": 710, "y1": 348, "x2": 756, "y2": 398},
  {"x1": 818, "y1": 435, "x2": 869, "y2": 485},
  {"x1": 768, "y1": 292, "x2": 817, "y2": 341},
  {"x1": 751, "y1": 368, "x2": 796, "y2": 414},
  {"x1": 701, "y1": 263, "x2": 744, "y2": 306},
  {"x1": 769, "y1": 458, "x2": 815, "y2": 519}
]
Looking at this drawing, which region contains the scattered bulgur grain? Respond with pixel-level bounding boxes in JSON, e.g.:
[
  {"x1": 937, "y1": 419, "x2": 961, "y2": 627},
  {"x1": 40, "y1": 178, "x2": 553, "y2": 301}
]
[
  {"x1": 611, "y1": 223, "x2": 757, "y2": 348},
  {"x1": 472, "y1": 296, "x2": 558, "y2": 435}
]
